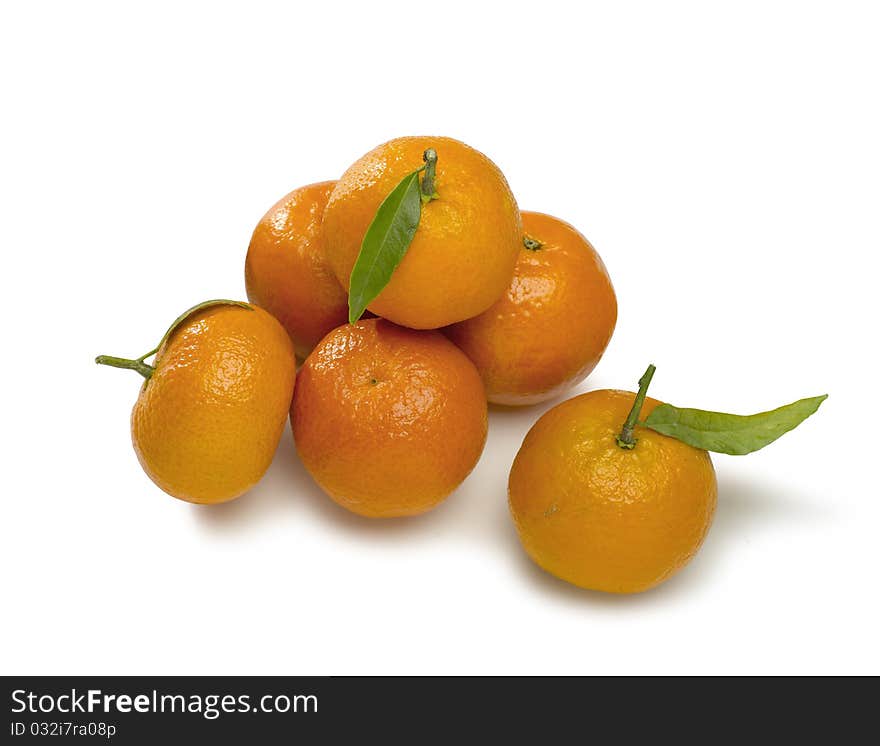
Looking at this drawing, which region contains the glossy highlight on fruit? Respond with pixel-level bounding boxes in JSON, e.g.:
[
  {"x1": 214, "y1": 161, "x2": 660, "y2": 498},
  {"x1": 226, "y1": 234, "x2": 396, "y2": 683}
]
[
  {"x1": 291, "y1": 318, "x2": 488, "y2": 517},
  {"x1": 446, "y1": 211, "x2": 617, "y2": 405},
  {"x1": 323, "y1": 136, "x2": 522, "y2": 329}
]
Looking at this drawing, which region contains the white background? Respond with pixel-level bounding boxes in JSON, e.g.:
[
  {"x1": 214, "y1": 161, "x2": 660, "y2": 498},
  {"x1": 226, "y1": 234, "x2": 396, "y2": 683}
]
[{"x1": 2, "y1": 1, "x2": 877, "y2": 675}]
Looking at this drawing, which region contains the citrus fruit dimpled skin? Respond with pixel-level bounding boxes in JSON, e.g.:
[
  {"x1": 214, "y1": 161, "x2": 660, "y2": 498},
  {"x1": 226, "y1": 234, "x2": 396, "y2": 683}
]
[
  {"x1": 292, "y1": 318, "x2": 488, "y2": 517},
  {"x1": 132, "y1": 305, "x2": 297, "y2": 504},
  {"x1": 508, "y1": 390, "x2": 717, "y2": 593},
  {"x1": 245, "y1": 180, "x2": 348, "y2": 359},
  {"x1": 446, "y1": 211, "x2": 617, "y2": 405},
  {"x1": 323, "y1": 136, "x2": 522, "y2": 329}
]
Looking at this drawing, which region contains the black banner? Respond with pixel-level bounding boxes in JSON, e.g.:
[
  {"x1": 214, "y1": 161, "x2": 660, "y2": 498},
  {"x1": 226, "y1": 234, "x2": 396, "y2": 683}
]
[{"x1": 2, "y1": 676, "x2": 870, "y2": 741}]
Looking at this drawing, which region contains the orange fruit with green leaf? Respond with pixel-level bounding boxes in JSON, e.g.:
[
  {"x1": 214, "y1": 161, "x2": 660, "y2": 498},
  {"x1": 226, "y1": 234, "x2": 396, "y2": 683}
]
[
  {"x1": 323, "y1": 136, "x2": 522, "y2": 329},
  {"x1": 96, "y1": 301, "x2": 297, "y2": 504},
  {"x1": 446, "y1": 211, "x2": 617, "y2": 405},
  {"x1": 245, "y1": 180, "x2": 348, "y2": 359},
  {"x1": 291, "y1": 318, "x2": 488, "y2": 517},
  {"x1": 508, "y1": 365, "x2": 826, "y2": 593},
  {"x1": 94, "y1": 132, "x2": 830, "y2": 603}
]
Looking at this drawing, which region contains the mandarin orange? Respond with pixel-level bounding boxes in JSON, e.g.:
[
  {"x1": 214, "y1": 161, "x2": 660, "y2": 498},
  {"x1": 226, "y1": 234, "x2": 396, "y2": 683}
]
[
  {"x1": 98, "y1": 302, "x2": 297, "y2": 504},
  {"x1": 509, "y1": 389, "x2": 717, "y2": 593},
  {"x1": 291, "y1": 318, "x2": 488, "y2": 517},
  {"x1": 245, "y1": 181, "x2": 348, "y2": 358},
  {"x1": 323, "y1": 136, "x2": 521, "y2": 329},
  {"x1": 446, "y1": 211, "x2": 617, "y2": 405}
]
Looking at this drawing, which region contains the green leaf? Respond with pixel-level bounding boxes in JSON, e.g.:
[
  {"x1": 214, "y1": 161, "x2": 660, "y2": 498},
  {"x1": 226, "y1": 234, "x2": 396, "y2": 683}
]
[
  {"x1": 348, "y1": 169, "x2": 423, "y2": 323},
  {"x1": 642, "y1": 394, "x2": 828, "y2": 455}
]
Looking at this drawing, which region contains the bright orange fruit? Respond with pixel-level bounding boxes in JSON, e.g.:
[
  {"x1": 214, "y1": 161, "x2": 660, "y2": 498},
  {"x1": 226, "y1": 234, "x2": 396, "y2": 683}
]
[
  {"x1": 291, "y1": 318, "x2": 488, "y2": 517},
  {"x1": 508, "y1": 389, "x2": 717, "y2": 593},
  {"x1": 245, "y1": 181, "x2": 348, "y2": 358},
  {"x1": 322, "y1": 136, "x2": 522, "y2": 329},
  {"x1": 124, "y1": 304, "x2": 297, "y2": 504},
  {"x1": 446, "y1": 211, "x2": 617, "y2": 405}
]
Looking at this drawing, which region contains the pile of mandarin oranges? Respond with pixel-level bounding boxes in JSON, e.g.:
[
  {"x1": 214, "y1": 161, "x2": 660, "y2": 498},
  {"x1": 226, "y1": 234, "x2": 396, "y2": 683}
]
[{"x1": 98, "y1": 135, "x2": 824, "y2": 594}]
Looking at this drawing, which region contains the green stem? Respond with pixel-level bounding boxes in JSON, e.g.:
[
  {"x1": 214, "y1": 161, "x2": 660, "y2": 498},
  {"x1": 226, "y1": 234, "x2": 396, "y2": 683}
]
[
  {"x1": 616, "y1": 364, "x2": 656, "y2": 449},
  {"x1": 95, "y1": 349, "x2": 156, "y2": 380},
  {"x1": 420, "y1": 148, "x2": 438, "y2": 203},
  {"x1": 94, "y1": 301, "x2": 250, "y2": 383},
  {"x1": 523, "y1": 236, "x2": 543, "y2": 251}
]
